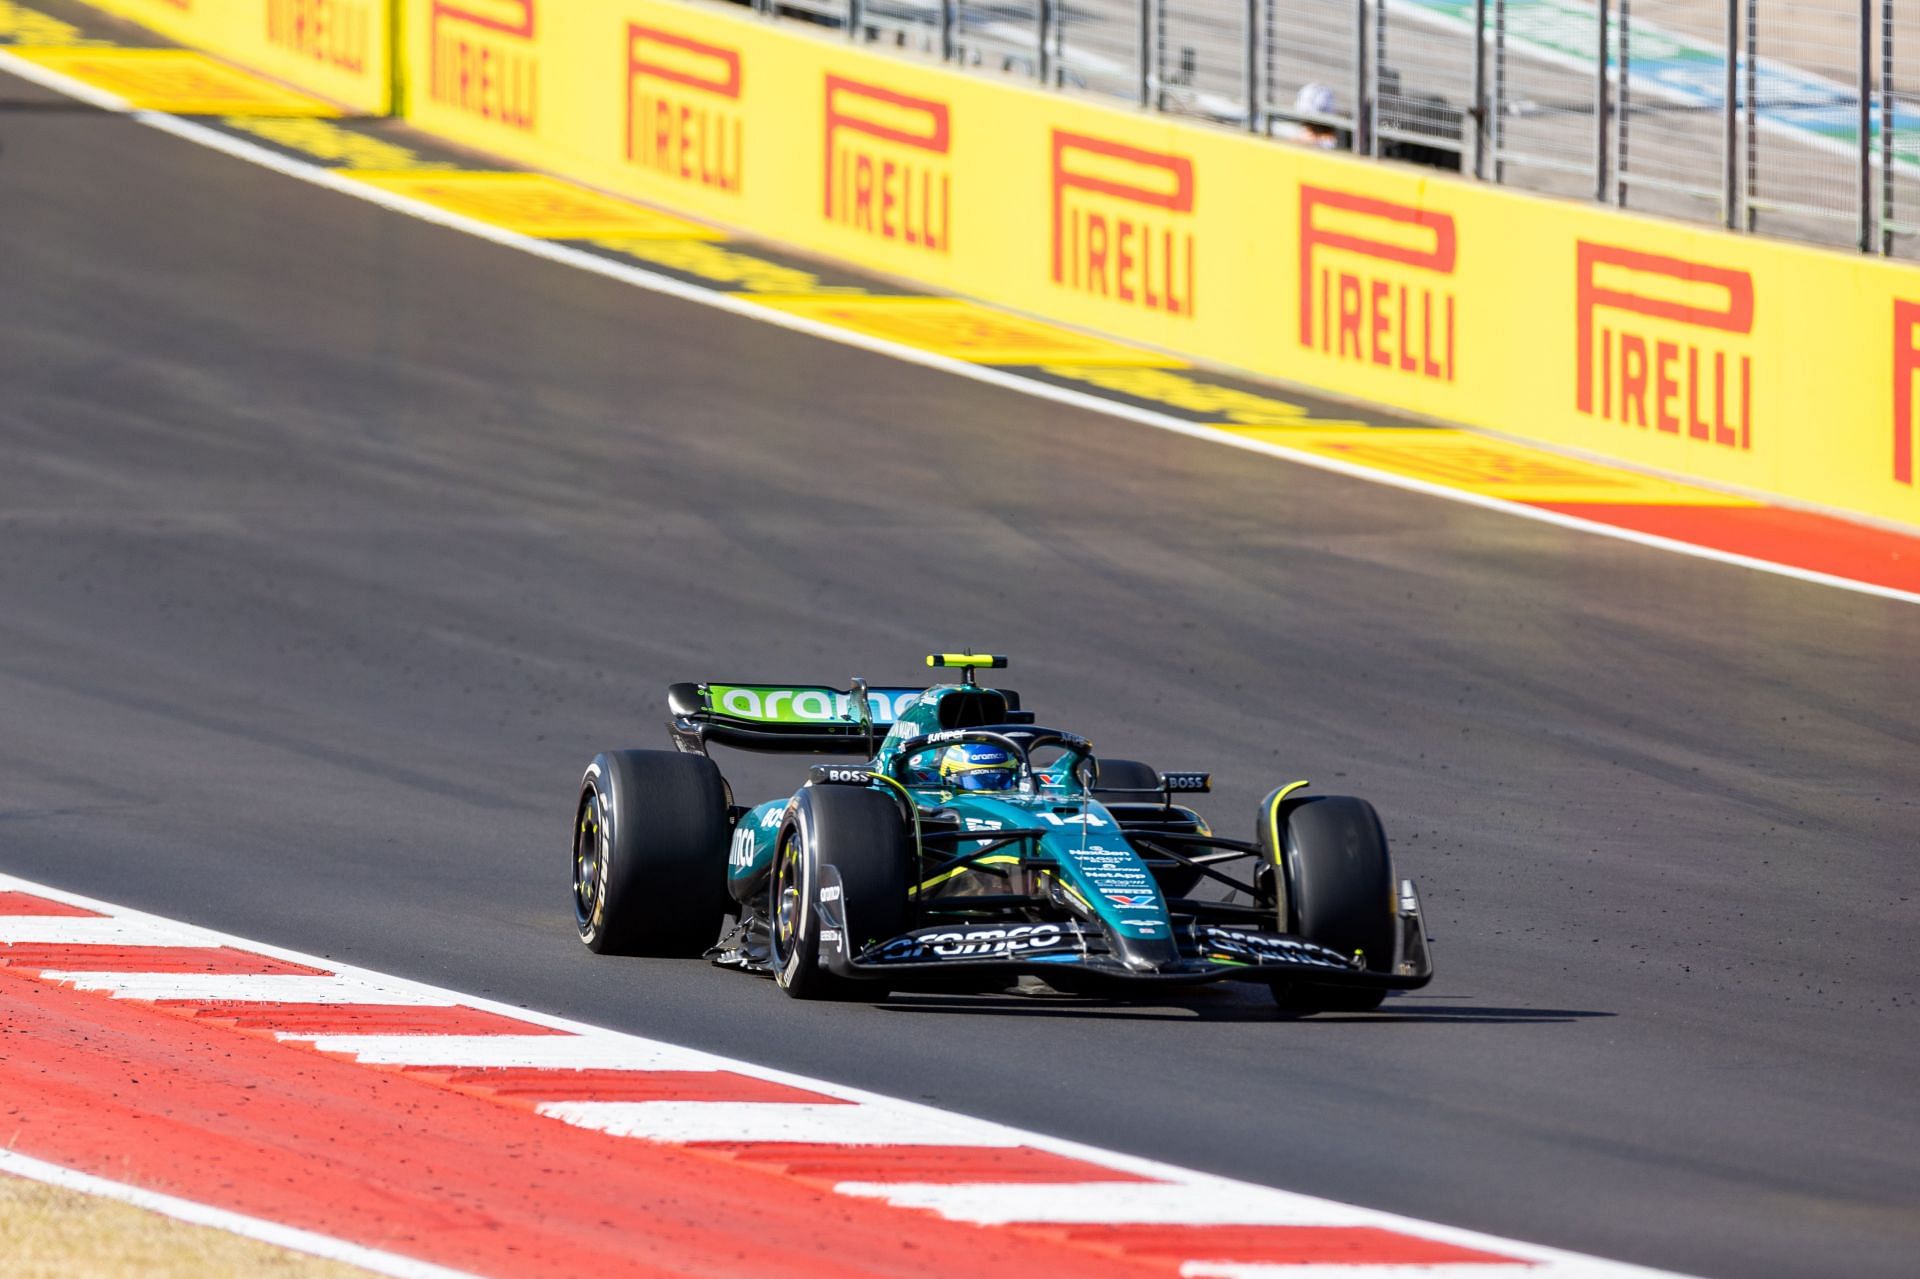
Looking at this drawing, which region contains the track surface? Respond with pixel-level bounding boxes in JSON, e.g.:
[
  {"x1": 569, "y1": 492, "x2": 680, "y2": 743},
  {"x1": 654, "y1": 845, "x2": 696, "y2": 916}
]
[{"x1": 1, "y1": 75, "x2": 1916, "y2": 1279}]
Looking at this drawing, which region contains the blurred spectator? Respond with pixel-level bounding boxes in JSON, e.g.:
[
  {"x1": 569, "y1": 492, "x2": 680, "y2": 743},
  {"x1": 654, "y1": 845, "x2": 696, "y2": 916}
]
[{"x1": 1287, "y1": 83, "x2": 1344, "y2": 149}]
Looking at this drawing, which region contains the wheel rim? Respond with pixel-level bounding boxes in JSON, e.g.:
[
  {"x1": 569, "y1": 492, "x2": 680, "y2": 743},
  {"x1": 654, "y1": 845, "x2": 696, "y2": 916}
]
[
  {"x1": 771, "y1": 833, "x2": 803, "y2": 963},
  {"x1": 573, "y1": 791, "x2": 604, "y2": 931}
]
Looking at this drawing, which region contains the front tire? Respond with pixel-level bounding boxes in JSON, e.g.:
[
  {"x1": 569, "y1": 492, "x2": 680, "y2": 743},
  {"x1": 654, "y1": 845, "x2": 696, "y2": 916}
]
[
  {"x1": 1259, "y1": 793, "x2": 1396, "y2": 1015},
  {"x1": 573, "y1": 750, "x2": 730, "y2": 956},
  {"x1": 770, "y1": 785, "x2": 909, "y2": 1000}
]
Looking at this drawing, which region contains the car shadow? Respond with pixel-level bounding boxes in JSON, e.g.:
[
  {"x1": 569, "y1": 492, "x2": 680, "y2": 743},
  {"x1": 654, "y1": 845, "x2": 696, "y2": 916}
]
[{"x1": 876, "y1": 990, "x2": 1613, "y2": 1025}]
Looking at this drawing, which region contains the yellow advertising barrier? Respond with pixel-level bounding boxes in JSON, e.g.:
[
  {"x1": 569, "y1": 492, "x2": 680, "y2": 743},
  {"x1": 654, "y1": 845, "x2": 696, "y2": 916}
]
[
  {"x1": 82, "y1": 0, "x2": 1917, "y2": 530},
  {"x1": 392, "y1": 0, "x2": 1920, "y2": 532},
  {"x1": 84, "y1": 0, "x2": 393, "y2": 113}
]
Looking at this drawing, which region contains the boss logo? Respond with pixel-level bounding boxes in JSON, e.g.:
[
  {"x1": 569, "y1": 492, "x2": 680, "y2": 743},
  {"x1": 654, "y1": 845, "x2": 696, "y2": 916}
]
[{"x1": 809, "y1": 765, "x2": 873, "y2": 786}]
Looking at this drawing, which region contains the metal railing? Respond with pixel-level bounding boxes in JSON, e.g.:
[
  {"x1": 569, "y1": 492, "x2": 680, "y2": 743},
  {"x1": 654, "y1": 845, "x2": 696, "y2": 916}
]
[{"x1": 747, "y1": 0, "x2": 1916, "y2": 258}]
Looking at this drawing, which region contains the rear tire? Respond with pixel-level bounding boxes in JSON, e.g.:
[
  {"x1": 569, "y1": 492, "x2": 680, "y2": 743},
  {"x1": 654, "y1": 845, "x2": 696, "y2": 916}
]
[
  {"x1": 573, "y1": 750, "x2": 731, "y2": 956},
  {"x1": 1260, "y1": 794, "x2": 1395, "y2": 1015},
  {"x1": 770, "y1": 785, "x2": 910, "y2": 1000}
]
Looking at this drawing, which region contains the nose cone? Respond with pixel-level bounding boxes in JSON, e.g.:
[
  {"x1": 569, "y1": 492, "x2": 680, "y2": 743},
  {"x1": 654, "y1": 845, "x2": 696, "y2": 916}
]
[{"x1": 1108, "y1": 931, "x2": 1180, "y2": 972}]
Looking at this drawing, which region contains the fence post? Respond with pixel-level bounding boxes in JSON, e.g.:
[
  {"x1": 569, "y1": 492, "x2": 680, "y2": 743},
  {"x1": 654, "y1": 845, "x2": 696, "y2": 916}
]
[
  {"x1": 1494, "y1": 0, "x2": 1507, "y2": 181},
  {"x1": 1595, "y1": 0, "x2": 1610, "y2": 201},
  {"x1": 1744, "y1": 0, "x2": 1756, "y2": 230},
  {"x1": 1038, "y1": 0, "x2": 1052, "y2": 84},
  {"x1": 1245, "y1": 0, "x2": 1260, "y2": 131},
  {"x1": 1157, "y1": 0, "x2": 1169, "y2": 107},
  {"x1": 941, "y1": 0, "x2": 956, "y2": 62},
  {"x1": 1139, "y1": 0, "x2": 1151, "y2": 106},
  {"x1": 1724, "y1": 0, "x2": 1738, "y2": 227},
  {"x1": 1859, "y1": 0, "x2": 1873, "y2": 252},
  {"x1": 848, "y1": 0, "x2": 864, "y2": 41},
  {"x1": 1886, "y1": 0, "x2": 1896, "y2": 253},
  {"x1": 1617, "y1": 0, "x2": 1631, "y2": 204},
  {"x1": 1471, "y1": 0, "x2": 1488, "y2": 177},
  {"x1": 1354, "y1": 0, "x2": 1372, "y2": 153}
]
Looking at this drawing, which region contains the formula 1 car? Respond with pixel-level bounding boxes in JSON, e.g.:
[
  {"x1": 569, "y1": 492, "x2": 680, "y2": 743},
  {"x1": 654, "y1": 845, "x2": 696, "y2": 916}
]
[{"x1": 570, "y1": 655, "x2": 1433, "y2": 1012}]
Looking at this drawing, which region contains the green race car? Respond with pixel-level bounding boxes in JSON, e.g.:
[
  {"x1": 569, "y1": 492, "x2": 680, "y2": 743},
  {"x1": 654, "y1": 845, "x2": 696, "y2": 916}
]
[{"x1": 571, "y1": 654, "x2": 1433, "y2": 1012}]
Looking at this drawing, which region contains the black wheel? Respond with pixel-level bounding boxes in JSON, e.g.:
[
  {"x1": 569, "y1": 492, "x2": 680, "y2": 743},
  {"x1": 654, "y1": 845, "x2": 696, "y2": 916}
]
[
  {"x1": 1258, "y1": 793, "x2": 1395, "y2": 1015},
  {"x1": 769, "y1": 785, "x2": 910, "y2": 1000},
  {"x1": 1092, "y1": 757, "x2": 1159, "y2": 800},
  {"x1": 573, "y1": 750, "x2": 731, "y2": 956}
]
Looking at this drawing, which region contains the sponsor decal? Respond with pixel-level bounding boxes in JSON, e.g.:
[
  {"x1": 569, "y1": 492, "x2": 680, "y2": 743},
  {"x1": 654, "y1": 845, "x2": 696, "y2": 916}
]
[
  {"x1": 811, "y1": 765, "x2": 872, "y2": 785},
  {"x1": 727, "y1": 824, "x2": 757, "y2": 870},
  {"x1": 963, "y1": 817, "x2": 1003, "y2": 832},
  {"x1": 868, "y1": 922, "x2": 1071, "y2": 962},
  {"x1": 824, "y1": 76, "x2": 950, "y2": 253},
  {"x1": 625, "y1": 24, "x2": 742, "y2": 194},
  {"x1": 1298, "y1": 186, "x2": 1456, "y2": 383},
  {"x1": 429, "y1": 0, "x2": 536, "y2": 130},
  {"x1": 1896, "y1": 300, "x2": 1920, "y2": 486},
  {"x1": 818, "y1": 886, "x2": 841, "y2": 903},
  {"x1": 266, "y1": 0, "x2": 370, "y2": 74},
  {"x1": 1160, "y1": 772, "x2": 1209, "y2": 792},
  {"x1": 759, "y1": 806, "x2": 784, "y2": 829},
  {"x1": 1035, "y1": 811, "x2": 1106, "y2": 828},
  {"x1": 1199, "y1": 926, "x2": 1356, "y2": 970},
  {"x1": 707, "y1": 684, "x2": 920, "y2": 724},
  {"x1": 1070, "y1": 845, "x2": 1159, "y2": 911},
  {"x1": 1050, "y1": 131, "x2": 1195, "y2": 316},
  {"x1": 1576, "y1": 242, "x2": 1754, "y2": 450}
]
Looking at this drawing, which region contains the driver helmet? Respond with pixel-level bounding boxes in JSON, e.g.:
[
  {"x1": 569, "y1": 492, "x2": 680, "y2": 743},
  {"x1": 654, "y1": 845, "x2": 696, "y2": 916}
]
[{"x1": 938, "y1": 741, "x2": 1018, "y2": 792}]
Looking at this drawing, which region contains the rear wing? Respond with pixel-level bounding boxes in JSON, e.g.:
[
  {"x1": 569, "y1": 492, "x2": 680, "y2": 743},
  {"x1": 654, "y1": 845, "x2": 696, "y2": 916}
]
[{"x1": 666, "y1": 682, "x2": 928, "y2": 756}]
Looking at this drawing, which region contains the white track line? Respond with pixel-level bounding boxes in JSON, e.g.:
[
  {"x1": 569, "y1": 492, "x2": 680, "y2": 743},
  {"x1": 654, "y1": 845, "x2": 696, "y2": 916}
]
[
  {"x1": 833, "y1": 1180, "x2": 1386, "y2": 1226},
  {"x1": 296, "y1": 1033, "x2": 726, "y2": 1069},
  {"x1": 538, "y1": 1099, "x2": 1021, "y2": 1145},
  {"x1": 1189, "y1": 1269, "x2": 1549, "y2": 1279},
  {"x1": 0, "y1": 874, "x2": 1690, "y2": 1276},
  {"x1": 38, "y1": 972, "x2": 437, "y2": 1002},
  {"x1": 0, "y1": 47, "x2": 1910, "y2": 610},
  {"x1": 0, "y1": 916, "x2": 204, "y2": 944},
  {"x1": 0, "y1": 1149, "x2": 485, "y2": 1279}
]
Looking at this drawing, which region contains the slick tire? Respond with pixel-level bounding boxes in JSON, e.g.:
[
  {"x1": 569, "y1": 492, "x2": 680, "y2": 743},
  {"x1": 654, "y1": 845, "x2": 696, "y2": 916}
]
[
  {"x1": 770, "y1": 785, "x2": 909, "y2": 1001},
  {"x1": 1260, "y1": 794, "x2": 1396, "y2": 1015},
  {"x1": 573, "y1": 750, "x2": 731, "y2": 956}
]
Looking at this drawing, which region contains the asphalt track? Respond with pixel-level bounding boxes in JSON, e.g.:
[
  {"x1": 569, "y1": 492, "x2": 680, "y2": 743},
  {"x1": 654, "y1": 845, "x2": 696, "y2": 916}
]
[{"x1": 1, "y1": 71, "x2": 1916, "y2": 1279}]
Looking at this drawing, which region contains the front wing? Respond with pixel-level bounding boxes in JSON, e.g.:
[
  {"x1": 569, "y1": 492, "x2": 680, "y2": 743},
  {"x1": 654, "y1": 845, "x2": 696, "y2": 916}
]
[{"x1": 816, "y1": 875, "x2": 1435, "y2": 991}]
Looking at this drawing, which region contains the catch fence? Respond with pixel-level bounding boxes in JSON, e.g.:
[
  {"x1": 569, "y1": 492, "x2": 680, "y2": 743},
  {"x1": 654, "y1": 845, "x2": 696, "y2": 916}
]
[{"x1": 747, "y1": 0, "x2": 1917, "y2": 257}]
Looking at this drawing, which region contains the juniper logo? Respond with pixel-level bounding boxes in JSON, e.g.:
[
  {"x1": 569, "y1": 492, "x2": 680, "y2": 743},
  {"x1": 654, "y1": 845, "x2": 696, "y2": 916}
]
[{"x1": 429, "y1": 0, "x2": 536, "y2": 131}]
